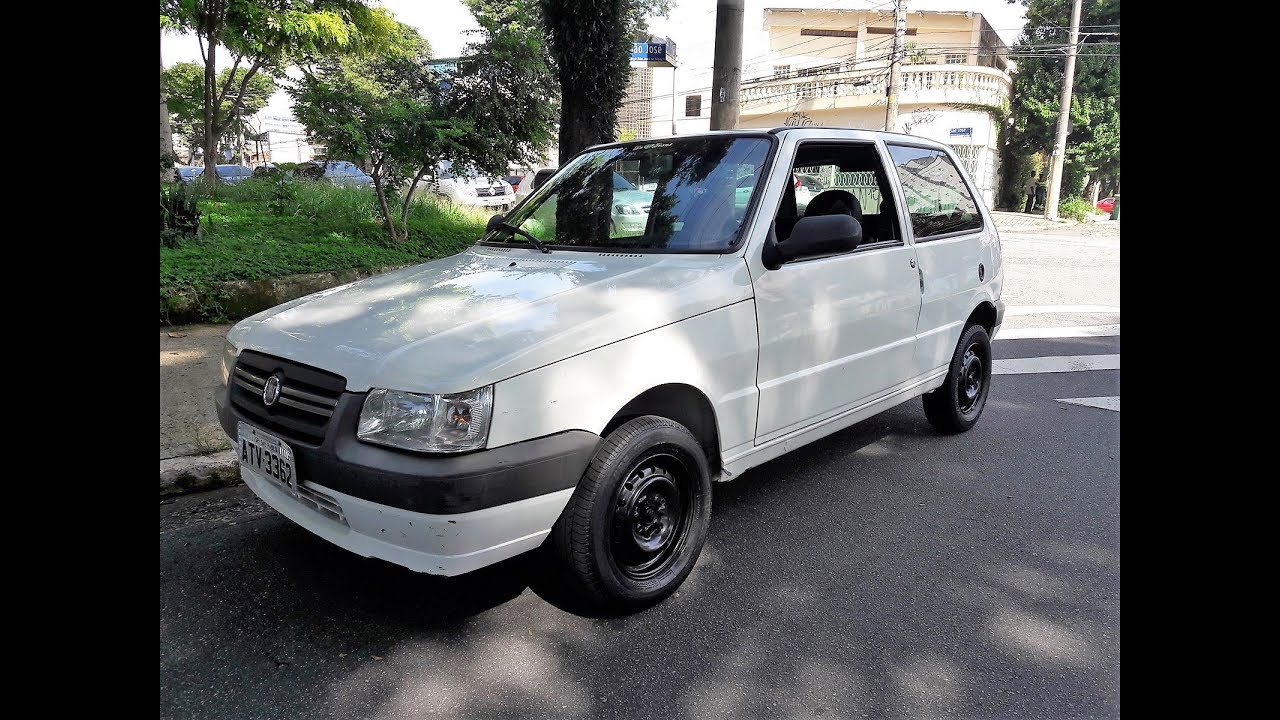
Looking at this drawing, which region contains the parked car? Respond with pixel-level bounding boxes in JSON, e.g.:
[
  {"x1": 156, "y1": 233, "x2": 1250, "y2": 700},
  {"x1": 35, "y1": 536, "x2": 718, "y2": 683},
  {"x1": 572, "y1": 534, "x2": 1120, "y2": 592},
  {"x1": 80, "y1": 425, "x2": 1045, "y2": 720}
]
[
  {"x1": 215, "y1": 164, "x2": 253, "y2": 184},
  {"x1": 1095, "y1": 197, "x2": 1115, "y2": 214},
  {"x1": 177, "y1": 166, "x2": 205, "y2": 183},
  {"x1": 322, "y1": 161, "x2": 373, "y2": 188},
  {"x1": 431, "y1": 161, "x2": 515, "y2": 211},
  {"x1": 218, "y1": 129, "x2": 1003, "y2": 611},
  {"x1": 514, "y1": 167, "x2": 557, "y2": 202},
  {"x1": 505, "y1": 175, "x2": 525, "y2": 193}
]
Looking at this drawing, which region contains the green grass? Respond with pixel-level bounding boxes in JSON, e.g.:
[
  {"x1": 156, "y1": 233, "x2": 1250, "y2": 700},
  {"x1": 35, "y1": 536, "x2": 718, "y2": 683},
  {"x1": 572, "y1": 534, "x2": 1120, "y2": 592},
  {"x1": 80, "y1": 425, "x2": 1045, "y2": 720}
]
[
  {"x1": 160, "y1": 179, "x2": 488, "y2": 324},
  {"x1": 1057, "y1": 197, "x2": 1094, "y2": 222}
]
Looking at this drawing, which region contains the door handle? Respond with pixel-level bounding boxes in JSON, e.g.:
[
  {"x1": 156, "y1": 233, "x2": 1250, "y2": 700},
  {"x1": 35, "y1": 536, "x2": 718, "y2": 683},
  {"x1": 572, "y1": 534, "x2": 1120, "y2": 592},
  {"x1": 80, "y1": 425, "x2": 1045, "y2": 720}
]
[{"x1": 910, "y1": 258, "x2": 916, "y2": 268}]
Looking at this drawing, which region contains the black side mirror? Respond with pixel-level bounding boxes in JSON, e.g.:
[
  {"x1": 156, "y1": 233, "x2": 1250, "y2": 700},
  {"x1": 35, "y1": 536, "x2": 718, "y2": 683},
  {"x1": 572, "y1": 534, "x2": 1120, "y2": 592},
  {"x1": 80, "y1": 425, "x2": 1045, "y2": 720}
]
[
  {"x1": 769, "y1": 215, "x2": 862, "y2": 267},
  {"x1": 486, "y1": 213, "x2": 505, "y2": 233}
]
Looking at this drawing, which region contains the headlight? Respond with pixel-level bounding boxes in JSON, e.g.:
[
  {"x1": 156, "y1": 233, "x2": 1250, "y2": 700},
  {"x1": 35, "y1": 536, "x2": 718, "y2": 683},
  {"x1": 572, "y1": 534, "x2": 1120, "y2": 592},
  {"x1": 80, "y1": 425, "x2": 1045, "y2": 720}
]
[
  {"x1": 358, "y1": 386, "x2": 493, "y2": 453},
  {"x1": 615, "y1": 204, "x2": 642, "y2": 216},
  {"x1": 220, "y1": 339, "x2": 237, "y2": 387}
]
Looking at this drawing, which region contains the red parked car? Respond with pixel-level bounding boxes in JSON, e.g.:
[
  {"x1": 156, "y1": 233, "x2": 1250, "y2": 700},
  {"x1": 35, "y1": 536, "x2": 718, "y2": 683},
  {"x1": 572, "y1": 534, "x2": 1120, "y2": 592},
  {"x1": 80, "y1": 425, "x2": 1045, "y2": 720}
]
[{"x1": 1096, "y1": 197, "x2": 1115, "y2": 214}]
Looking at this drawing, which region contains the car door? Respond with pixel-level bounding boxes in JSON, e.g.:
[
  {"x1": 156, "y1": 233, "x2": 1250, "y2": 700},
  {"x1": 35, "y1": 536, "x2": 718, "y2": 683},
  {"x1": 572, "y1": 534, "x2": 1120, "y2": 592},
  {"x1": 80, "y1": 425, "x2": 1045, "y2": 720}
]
[
  {"x1": 884, "y1": 144, "x2": 993, "y2": 376},
  {"x1": 752, "y1": 139, "x2": 923, "y2": 444}
]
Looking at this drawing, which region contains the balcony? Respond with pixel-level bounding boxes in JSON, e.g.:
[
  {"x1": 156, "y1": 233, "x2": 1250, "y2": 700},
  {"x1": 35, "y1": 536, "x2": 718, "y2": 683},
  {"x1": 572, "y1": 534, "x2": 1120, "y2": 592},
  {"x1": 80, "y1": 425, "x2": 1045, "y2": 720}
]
[{"x1": 740, "y1": 64, "x2": 1012, "y2": 119}]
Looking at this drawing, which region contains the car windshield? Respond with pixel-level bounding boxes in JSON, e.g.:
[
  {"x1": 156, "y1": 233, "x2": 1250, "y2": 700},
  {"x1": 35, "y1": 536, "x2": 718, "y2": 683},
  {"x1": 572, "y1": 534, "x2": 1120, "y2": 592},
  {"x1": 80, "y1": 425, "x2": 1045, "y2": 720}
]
[
  {"x1": 179, "y1": 167, "x2": 203, "y2": 178},
  {"x1": 487, "y1": 136, "x2": 771, "y2": 252}
]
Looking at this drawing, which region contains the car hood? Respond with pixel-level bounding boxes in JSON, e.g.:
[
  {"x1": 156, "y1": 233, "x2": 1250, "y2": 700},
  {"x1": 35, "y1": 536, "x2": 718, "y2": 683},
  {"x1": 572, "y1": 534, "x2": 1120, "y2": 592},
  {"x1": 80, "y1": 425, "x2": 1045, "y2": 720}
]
[{"x1": 228, "y1": 246, "x2": 752, "y2": 393}]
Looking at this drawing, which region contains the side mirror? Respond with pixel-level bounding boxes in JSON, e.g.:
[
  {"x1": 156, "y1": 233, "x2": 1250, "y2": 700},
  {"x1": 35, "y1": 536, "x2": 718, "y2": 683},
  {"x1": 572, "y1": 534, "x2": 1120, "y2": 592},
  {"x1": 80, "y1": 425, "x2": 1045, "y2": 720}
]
[
  {"x1": 486, "y1": 213, "x2": 505, "y2": 233},
  {"x1": 770, "y1": 215, "x2": 862, "y2": 266}
]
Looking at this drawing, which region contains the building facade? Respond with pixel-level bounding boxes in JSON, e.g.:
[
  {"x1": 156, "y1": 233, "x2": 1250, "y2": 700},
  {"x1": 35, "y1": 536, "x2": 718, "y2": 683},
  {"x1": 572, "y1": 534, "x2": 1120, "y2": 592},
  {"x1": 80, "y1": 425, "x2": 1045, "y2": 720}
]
[
  {"x1": 618, "y1": 66, "x2": 655, "y2": 141},
  {"x1": 677, "y1": 7, "x2": 1013, "y2": 207}
]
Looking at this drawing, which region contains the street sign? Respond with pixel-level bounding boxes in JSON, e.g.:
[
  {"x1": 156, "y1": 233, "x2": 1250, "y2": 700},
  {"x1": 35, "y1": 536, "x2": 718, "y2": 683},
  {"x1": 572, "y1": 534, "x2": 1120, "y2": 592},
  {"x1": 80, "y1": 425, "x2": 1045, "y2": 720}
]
[
  {"x1": 949, "y1": 127, "x2": 973, "y2": 137},
  {"x1": 630, "y1": 41, "x2": 677, "y2": 68}
]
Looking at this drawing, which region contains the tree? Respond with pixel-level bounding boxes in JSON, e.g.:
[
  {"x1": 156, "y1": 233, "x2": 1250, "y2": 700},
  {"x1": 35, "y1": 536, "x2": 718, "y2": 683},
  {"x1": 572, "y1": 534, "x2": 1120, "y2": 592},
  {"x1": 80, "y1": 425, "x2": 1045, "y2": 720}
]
[
  {"x1": 164, "y1": 0, "x2": 397, "y2": 184},
  {"x1": 163, "y1": 62, "x2": 275, "y2": 164},
  {"x1": 539, "y1": 0, "x2": 669, "y2": 164},
  {"x1": 161, "y1": 47, "x2": 177, "y2": 183},
  {"x1": 1002, "y1": 0, "x2": 1120, "y2": 206},
  {"x1": 449, "y1": 0, "x2": 559, "y2": 174},
  {"x1": 292, "y1": 25, "x2": 469, "y2": 241}
]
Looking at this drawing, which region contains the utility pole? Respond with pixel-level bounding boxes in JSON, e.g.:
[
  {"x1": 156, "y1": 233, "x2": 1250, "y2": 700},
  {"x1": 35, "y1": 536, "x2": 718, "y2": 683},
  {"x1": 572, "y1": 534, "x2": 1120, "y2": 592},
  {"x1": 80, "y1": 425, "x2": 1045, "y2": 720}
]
[
  {"x1": 710, "y1": 0, "x2": 744, "y2": 131},
  {"x1": 884, "y1": 0, "x2": 908, "y2": 132},
  {"x1": 1044, "y1": 0, "x2": 1083, "y2": 220}
]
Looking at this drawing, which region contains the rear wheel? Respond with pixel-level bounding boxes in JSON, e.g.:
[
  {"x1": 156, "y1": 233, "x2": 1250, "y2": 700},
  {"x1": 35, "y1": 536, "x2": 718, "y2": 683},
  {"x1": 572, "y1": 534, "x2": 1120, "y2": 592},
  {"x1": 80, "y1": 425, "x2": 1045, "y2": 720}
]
[
  {"x1": 550, "y1": 416, "x2": 712, "y2": 610},
  {"x1": 923, "y1": 324, "x2": 993, "y2": 433}
]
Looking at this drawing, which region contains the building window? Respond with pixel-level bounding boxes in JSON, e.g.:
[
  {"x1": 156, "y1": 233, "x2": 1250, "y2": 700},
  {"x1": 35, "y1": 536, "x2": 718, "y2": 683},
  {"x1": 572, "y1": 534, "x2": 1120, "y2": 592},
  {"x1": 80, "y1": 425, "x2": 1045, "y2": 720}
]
[
  {"x1": 800, "y1": 28, "x2": 857, "y2": 38},
  {"x1": 945, "y1": 53, "x2": 965, "y2": 65},
  {"x1": 773, "y1": 64, "x2": 791, "y2": 79},
  {"x1": 685, "y1": 94, "x2": 702, "y2": 117}
]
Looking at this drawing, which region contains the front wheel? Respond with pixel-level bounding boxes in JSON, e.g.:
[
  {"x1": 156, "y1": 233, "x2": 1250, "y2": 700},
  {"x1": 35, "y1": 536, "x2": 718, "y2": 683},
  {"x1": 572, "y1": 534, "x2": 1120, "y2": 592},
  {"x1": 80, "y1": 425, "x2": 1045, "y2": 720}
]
[
  {"x1": 923, "y1": 323, "x2": 993, "y2": 433},
  {"x1": 550, "y1": 415, "x2": 712, "y2": 610}
]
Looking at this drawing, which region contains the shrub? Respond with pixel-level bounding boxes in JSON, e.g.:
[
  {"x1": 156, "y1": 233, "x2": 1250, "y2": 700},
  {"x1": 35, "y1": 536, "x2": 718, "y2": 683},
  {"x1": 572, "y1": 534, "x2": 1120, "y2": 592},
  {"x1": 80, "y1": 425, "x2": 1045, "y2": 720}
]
[
  {"x1": 1058, "y1": 197, "x2": 1093, "y2": 222},
  {"x1": 160, "y1": 183, "x2": 201, "y2": 246}
]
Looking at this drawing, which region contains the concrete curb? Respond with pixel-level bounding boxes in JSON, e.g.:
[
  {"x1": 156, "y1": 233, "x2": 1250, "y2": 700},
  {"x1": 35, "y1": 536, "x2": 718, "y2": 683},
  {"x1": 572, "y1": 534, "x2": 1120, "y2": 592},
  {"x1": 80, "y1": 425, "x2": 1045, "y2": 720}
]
[{"x1": 160, "y1": 450, "x2": 242, "y2": 497}]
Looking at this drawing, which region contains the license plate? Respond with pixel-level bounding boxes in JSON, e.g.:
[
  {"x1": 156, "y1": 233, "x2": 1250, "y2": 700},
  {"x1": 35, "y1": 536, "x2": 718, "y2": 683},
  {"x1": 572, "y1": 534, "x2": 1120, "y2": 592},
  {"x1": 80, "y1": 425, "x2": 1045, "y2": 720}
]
[{"x1": 238, "y1": 422, "x2": 297, "y2": 495}]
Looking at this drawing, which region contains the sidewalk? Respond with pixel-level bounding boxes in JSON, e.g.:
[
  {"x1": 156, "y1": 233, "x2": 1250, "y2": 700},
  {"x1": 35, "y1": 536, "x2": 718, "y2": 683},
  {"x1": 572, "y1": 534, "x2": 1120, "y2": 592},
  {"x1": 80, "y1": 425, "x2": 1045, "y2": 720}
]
[
  {"x1": 158, "y1": 211, "x2": 1119, "y2": 496},
  {"x1": 160, "y1": 325, "x2": 238, "y2": 496}
]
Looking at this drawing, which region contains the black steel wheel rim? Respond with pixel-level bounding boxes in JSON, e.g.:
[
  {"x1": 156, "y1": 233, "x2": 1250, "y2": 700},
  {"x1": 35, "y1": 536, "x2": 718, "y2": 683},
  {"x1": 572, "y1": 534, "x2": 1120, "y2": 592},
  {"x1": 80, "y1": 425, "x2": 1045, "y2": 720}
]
[
  {"x1": 958, "y1": 342, "x2": 986, "y2": 415},
  {"x1": 609, "y1": 451, "x2": 694, "y2": 581}
]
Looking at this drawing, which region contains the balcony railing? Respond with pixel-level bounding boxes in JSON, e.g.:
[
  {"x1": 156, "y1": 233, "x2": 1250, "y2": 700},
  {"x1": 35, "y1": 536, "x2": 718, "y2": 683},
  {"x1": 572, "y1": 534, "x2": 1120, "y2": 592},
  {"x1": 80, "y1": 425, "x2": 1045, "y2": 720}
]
[{"x1": 741, "y1": 64, "x2": 1012, "y2": 113}]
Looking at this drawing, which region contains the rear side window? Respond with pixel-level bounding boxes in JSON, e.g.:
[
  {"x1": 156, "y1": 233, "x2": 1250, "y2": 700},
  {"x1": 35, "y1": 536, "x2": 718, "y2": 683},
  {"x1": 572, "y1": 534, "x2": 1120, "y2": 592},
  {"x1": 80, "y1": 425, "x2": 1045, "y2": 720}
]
[{"x1": 886, "y1": 145, "x2": 982, "y2": 239}]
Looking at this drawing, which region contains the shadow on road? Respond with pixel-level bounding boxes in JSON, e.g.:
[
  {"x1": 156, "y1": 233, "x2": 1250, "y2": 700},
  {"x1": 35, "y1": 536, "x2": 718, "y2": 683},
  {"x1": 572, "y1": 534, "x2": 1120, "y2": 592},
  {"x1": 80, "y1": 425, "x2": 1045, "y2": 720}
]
[{"x1": 161, "y1": 399, "x2": 1120, "y2": 719}]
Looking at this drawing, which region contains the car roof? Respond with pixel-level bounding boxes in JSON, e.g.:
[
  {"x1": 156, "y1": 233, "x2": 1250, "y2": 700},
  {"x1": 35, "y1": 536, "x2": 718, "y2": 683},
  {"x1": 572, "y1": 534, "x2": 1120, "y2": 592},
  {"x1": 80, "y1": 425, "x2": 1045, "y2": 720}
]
[{"x1": 585, "y1": 127, "x2": 952, "y2": 152}]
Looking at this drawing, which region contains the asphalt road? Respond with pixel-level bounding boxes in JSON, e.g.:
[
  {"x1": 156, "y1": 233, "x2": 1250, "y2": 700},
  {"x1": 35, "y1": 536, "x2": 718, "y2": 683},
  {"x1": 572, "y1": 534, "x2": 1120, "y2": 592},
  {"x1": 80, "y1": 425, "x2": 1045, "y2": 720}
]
[{"x1": 160, "y1": 228, "x2": 1120, "y2": 720}]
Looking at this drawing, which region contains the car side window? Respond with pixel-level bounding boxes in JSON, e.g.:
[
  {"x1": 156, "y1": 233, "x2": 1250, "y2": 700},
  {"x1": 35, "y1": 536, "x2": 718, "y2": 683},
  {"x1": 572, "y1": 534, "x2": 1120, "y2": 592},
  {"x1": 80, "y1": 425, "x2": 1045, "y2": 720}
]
[
  {"x1": 773, "y1": 141, "x2": 902, "y2": 247},
  {"x1": 886, "y1": 145, "x2": 983, "y2": 240}
]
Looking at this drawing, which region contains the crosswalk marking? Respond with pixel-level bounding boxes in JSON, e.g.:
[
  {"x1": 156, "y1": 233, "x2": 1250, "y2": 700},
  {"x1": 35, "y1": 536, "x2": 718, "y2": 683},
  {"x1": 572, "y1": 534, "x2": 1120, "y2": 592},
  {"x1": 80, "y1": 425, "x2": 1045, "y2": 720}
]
[
  {"x1": 993, "y1": 354, "x2": 1120, "y2": 375},
  {"x1": 1055, "y1": 396, "x2": 1120, "y2": 412},
  {"x1": 997, "y1": 324, "x2": 1120, "y2": 340}
]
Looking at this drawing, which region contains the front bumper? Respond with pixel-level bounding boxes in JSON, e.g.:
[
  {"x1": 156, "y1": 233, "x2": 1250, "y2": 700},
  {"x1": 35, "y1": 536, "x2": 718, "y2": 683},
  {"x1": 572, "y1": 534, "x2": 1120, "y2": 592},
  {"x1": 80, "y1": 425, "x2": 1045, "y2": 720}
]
[
  {"x1": 217, "y1": 380, "x2": 600, "y2": 575},
  {"x1": 992, "y1": 298, "x2": 1006, "y2": 340}
]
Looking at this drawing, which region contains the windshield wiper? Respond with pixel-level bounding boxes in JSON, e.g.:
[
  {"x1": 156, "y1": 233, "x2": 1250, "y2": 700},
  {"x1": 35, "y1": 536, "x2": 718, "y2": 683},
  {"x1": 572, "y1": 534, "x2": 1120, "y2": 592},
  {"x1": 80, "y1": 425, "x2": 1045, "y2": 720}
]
[{"x1": 494, "y1": 221, "x2": 550, "y2": 254}]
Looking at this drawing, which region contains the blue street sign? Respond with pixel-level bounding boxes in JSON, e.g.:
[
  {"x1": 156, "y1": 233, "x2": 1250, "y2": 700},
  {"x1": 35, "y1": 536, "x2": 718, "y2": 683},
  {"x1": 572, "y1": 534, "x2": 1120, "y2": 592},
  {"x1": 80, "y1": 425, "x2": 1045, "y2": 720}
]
[
  {"x1": 949, "y1": 127, "x2": 973, "y2": 137},
  {"x1": 630, "y1": 41, "x2": 676, "y2": 67}
]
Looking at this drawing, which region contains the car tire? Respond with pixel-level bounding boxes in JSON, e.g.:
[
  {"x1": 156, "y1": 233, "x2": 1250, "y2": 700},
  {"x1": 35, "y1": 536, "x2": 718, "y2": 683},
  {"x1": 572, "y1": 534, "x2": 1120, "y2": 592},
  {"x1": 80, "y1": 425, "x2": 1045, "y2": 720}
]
[
  {"x1": 549, "y1": 415, "x2": 712, "y2": 611},
  {"x1": 923, "y1": 323, "x2": 993, "y2": 433}
]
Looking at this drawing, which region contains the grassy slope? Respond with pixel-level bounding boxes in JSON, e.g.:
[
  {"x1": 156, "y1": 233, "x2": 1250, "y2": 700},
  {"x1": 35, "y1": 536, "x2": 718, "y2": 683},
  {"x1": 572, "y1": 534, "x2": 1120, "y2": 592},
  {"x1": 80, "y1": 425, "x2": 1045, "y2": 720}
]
[{"x1": 160, "y1": 180, "x2": 488, "y2": 324}]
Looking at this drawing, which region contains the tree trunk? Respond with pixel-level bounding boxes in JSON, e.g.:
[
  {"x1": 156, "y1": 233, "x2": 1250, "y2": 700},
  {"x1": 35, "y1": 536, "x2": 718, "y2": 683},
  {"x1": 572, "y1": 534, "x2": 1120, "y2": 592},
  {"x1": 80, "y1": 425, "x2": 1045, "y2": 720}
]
[
  {"x1": 399, "y1": 169, "x2": 428, "y2": 231},
  {"x1": 557, "y1": 90, "x2": 612, "y2": 165},
  {"x1": 1088, "y1": 179, "x2": 1100, "y2": 206},
  {"x1": 160, "y1": 47, "x2": 177, "y2": 184},
  {"x1": 203, "y1": 30, "x2": 220, "y2": 187},
  {"x1": 371, "y1": 173, "x2": 400, "y2": 241}
]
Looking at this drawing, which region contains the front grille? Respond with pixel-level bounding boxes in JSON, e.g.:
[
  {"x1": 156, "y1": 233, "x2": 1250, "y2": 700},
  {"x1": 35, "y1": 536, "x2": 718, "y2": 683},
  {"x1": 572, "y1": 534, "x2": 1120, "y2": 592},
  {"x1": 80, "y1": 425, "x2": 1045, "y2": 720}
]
[
  {"x1": 475, "y1": 186, "x2": 506, "y2": 197},
  {"x1": 230, "y1": 351, "x2": 346, "y2": 444}
]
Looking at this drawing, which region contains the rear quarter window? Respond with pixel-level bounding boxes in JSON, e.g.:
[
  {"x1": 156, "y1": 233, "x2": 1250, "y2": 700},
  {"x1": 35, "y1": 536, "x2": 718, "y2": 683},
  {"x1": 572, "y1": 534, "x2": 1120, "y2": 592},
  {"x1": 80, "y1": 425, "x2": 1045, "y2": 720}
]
[{"x1": 886, "y1": 145, "x2": 982, "y2": 240}]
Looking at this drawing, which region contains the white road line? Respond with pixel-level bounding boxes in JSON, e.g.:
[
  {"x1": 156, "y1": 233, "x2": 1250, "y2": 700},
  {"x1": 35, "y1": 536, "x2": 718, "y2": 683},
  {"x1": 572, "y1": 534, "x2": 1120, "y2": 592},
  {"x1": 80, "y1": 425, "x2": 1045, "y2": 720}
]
[
  {"x1": 994, "y1": 354, "x2": 1120, "y2": 375},
  {"x1": 1056, "y1": 396, "x2": 1120, "y2": 412},
  {"x1": 1005, "y1": 305, "x2": 1120, "y2": 316},
  {"x1": 997, "y1": 324, "x2": 1120, "y2": 340}
]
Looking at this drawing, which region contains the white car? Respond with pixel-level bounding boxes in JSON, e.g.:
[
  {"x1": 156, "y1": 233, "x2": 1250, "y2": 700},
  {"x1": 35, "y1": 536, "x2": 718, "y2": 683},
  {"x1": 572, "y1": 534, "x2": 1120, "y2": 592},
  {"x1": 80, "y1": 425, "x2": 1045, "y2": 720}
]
[
  {"x1": 513, "y1": 167, "x2": 557, "y2": 202},
  {"x1": 430, "y1": 162, "x2": 515, "y2": 212},
  {"x1": 218, "y1": 129, "x2": 1004, "y2": 612}
]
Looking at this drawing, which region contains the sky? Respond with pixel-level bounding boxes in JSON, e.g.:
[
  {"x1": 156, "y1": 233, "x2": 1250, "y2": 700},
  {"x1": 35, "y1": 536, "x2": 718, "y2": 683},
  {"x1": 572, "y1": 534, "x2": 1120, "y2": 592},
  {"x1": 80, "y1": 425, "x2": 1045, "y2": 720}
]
[{"x1": 161, "y1": 0, "x2": 1027, "y2": 122}]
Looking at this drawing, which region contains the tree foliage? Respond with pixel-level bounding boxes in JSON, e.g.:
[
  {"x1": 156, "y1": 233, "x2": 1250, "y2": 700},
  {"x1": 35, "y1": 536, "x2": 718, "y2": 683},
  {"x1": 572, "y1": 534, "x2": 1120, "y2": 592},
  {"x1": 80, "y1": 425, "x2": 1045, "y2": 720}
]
[
  {"x1": 539, "y1": 0, "x2": 669, "y2": 163},
  {"x1": 452, "y1": 0, "x2": 559, "y2": 172},
  {"x1": 291, "y1": 24, "x2": 464, "y2": 242},
  {"x1": 1003, "y1": 0, "x2": 1120, "y2": 203},
  {"x1": 164, "y1": 62, "x2": 275, "y2": 161},
  {"x1": 163, "y1": 0, "x2": 397, "y2": 184}
]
